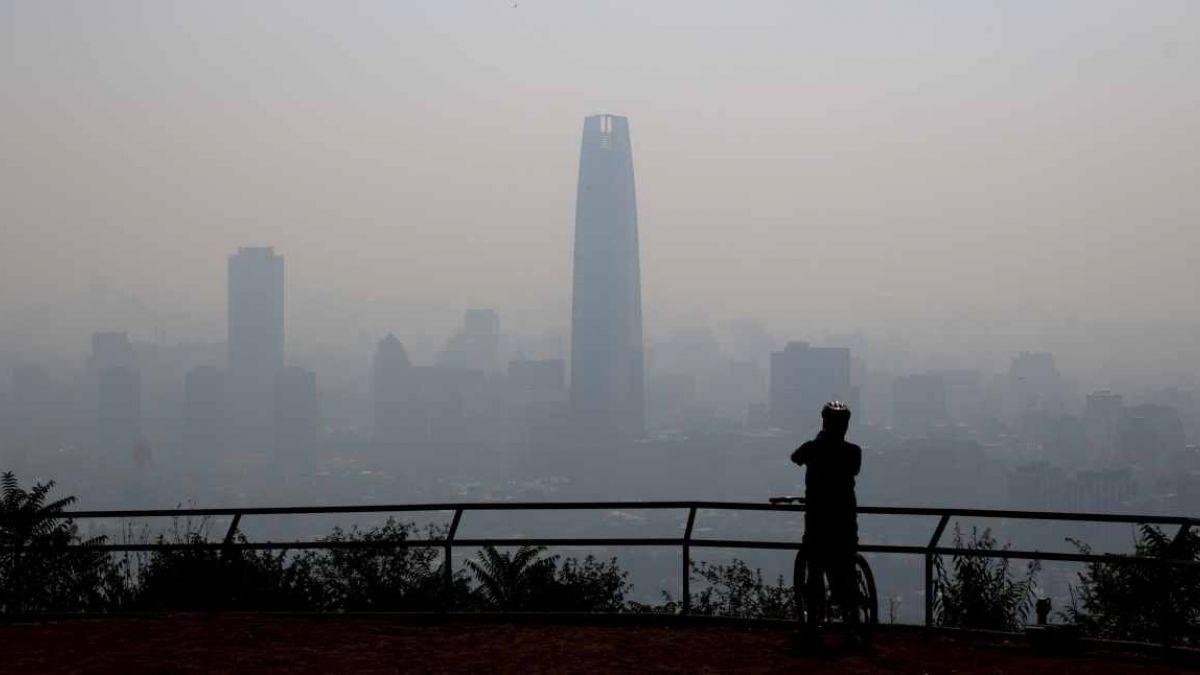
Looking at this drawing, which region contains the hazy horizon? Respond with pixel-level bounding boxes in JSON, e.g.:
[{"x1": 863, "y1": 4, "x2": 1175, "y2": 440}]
[{"x1": 4, "y1": 1, "x2": 1199, "y2": 381}]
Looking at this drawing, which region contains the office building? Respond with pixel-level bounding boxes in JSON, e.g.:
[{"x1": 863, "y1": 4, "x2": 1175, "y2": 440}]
[
  {"x1": 892, "y1": 373, "x2": 948, "y2": 437},
  {"x1": 439, "y1": 309, "x2": 500, "y2": 372},
  {"x1": 97, "y1": 366, "x2": 141, "y2": 458},
  {"x1": 769, "y1": 341, "x2": 852, "y2": 432},
  {"x1": 183, "y1": 366, "x2": 225, "y2": 459},
  {"x1": 227, "y1": 246, "x2": 285, "y2": 451},
  {"x1": 274, "y1": 366, "x2": 317, "y2": 457},
  {"x1": 569, "y1": 114, "x2": 645, "y2": 436},
  {"x1": 373, "y1": 333, "x2": 422, "y2": 443}
]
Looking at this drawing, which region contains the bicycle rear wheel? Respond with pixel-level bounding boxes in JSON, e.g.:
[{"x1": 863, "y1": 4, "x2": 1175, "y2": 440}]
[{"x1": 793, "y1": 548, "x2": 808, "y2": 623}]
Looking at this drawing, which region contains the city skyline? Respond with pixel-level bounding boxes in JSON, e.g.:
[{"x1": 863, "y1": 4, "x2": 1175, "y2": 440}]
[
  {"x1": 5, "y1": 3, "x2": 1199, "y2": 375},
  {"x1": 4, "y1": 4, "x2": 1199, "y2": 656}
]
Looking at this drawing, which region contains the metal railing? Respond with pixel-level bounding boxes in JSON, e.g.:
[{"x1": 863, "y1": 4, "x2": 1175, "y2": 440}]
[{"x1": 50, "y1": 500, "x2": 1197, "y2": 628}]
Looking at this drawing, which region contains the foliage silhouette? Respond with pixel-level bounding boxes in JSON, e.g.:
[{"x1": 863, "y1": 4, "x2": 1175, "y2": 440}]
[
  {"x1": 467, "y1": 545, "x2": 559, "y2": 610},
  {"x1": 0, "y1": 472, "x2": 127, "y2": 613},
  {"x1": 0, "y1": 476, "x2": 631, "y2": 615},
  {"x1": 687, "y1": 558, "x2": 796, "y2": 620},
  {"x1": 298, "y1": 520, "x2": 468, "y2": 611},
  {"x1": 134, "y1": 531, "x2": 317, "y2": 611},
  {"x1": 1066, "y1": 524, "x2": 1199, "y2": 645},
  {"x1": 466, "y1": 545, "x2": 629, "y2": 612},
  {"x1": 933, "y1": 526, "x2": 1039, "y2": 631}
]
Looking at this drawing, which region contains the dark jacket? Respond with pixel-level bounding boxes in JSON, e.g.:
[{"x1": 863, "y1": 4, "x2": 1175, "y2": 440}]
[{"x1": 791, "y1": 431, "x2": 861, "y2": 548}]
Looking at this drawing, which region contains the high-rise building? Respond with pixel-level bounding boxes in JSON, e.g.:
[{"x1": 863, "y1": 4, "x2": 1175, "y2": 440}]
[
  {"x1": 183, "y1": 366, "x2": 225, "y2": 459},
  {"x1": 506, "y1": 358, "x2": 568, "y2": 451},
  {"x1": 88, "y1": 332, "x2": 135, "y2": 371},
  {"x1": 86, "y1": 332, "x2": 142, "y2": 460},
  {"x1": 508, "y1": 358, "x2": 565, "y2": 394},
  {"x1": 439, "y1": 309, "x2": 500, "y2": 372},
  {"x1": 569, "y1": 114, "x2": 645, "y2": 436},
  {"x1": 1008, "y1": 351, "x2": 1064, "y2": 416},
  {"x1": 274, "y1": 366, "x2": 318, "y2": 457},
  {"x1": 227, "y1": 247, "x2": 285, "y2": 451},
  {"x1": 373, "y1": 333, "x2": 422, "y2": 443},
  {"x1": 892, "y1": 373, "x2": 948, "y2": 437},
  {"x1": 97, "y1": 366, "x2": 141, "y2": 458},
  {"x1": 8, "y1": 365, "x2": 59, "y2": 468},
  {"x1": 228, "y1": 247, "x2": 284, "y2": 374},
  {"x1": 1084, "y1": 389, "x2": 1123, "y2": 457},
  {"x1": 769, "y1": 342, "x2": 852, "y2": 433}
]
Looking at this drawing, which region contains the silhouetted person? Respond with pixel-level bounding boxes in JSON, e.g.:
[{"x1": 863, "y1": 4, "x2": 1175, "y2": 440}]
[{"x1": 790, "y1": 401, "x2": 862, "y2": 644}]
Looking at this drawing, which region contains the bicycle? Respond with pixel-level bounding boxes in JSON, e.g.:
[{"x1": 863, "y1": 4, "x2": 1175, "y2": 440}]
[{"x1": 770, "y1": 496, "x2": 879, "y2": 632}]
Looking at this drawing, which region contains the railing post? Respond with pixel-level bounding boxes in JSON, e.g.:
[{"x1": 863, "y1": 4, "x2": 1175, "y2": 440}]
[
  {"x1": 220, "y1": 513, "x2": 242, "y2": 562},
  {"x1": 444, "y1": 509, "x2": 463, "y2": 605},
  {"x1": 681, "y1": 507, "x2": 697, "y2": 615},
  {"x1": 925, "y1": 514, "x2": 951, "y2": 627},
  {"x1": 1161, "y1": 522, "x2": 1192, "y2": 646}
]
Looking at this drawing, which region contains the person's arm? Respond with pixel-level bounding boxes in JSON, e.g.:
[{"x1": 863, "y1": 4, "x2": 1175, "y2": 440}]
[{"x1": 790, "y1": 443, "x2": 807, "y2": 467}]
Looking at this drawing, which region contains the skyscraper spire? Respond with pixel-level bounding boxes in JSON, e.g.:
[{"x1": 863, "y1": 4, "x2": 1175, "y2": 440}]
[{"x1": 569, "y1": 114, "x2": 645, "y2": 436}]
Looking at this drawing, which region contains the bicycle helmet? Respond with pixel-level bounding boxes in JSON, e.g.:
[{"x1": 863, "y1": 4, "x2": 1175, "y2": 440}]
[{"x1": 821, "y1": 400, "x2": 852, "y2": 425}]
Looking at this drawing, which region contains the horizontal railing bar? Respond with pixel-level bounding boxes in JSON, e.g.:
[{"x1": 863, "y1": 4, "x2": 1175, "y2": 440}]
[
  {"x1": 61, "y1": 501, "x2": 1197, "y2": 526},
  {"x1": 7, "y1": 538, "x2": 1198, "y2": 568}
]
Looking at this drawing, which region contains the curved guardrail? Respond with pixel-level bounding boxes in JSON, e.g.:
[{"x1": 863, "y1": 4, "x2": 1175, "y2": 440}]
[{"x1": 40, "y1": 499, "x2": 1195, "y2": 635}]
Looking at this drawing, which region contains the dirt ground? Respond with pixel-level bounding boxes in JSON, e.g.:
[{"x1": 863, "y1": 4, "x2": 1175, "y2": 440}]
[{"x1": 0, "y1": 615, "x2": 1191, "y2": 674}]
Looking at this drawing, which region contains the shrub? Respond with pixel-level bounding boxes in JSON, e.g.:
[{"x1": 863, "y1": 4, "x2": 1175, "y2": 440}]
[
  {"x1": 0, "y1": 472, "x2": 128, "y2": 613},
  {"x1": 688, "y1": 558, "x2": 796, "y2": 620},
  {"x1": 466, "y1": 545, "x2": 630, "y2": 612},
  {"x1": 933, "y1": 526, "x2": 1038, "y2": 631},
  {"x1": 134, "y1": 531, "x2": 317, "y2": 611},
  {"x1": 300, "y1": 520, "x2": 465, "y2": 611},
  {"x1": 1066, "y1": 524, "x2": 1200, "y2": 645}
]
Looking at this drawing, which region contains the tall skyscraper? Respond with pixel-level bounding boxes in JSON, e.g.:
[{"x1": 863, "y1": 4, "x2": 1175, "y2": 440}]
[
  {"x1": 227, "y1": 246, "x2": 285, "y2": 451},
  {"x1": 569, "y1": 114, "x2": 645, "y2": 436}
]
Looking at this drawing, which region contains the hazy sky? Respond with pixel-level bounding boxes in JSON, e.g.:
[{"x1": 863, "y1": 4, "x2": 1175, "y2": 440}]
[{"x1": 3, "y1": 1, "x2": 1198, "y2": 372}]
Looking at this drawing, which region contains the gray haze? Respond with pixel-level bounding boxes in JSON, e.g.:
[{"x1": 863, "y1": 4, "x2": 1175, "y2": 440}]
[
  {"x1": 4, "y1": 1, "x2": 1199, "y2": 378},
  {"x1": 5, "y1": 3, "x2": 1200, "y2": 622}
]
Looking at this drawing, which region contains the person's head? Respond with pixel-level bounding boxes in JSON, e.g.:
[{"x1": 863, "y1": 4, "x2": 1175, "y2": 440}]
[{"x1": 820, "y1": 401, "x2": 851, "y2": 436}]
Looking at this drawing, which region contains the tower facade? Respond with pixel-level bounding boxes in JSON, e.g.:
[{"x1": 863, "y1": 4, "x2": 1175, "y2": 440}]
[
  {"x1": 569, "y1": 114, "x2": 645, "y2": 436},
  {"x1": 227, "y1": 246, "x2": 284, "y2": 451},
  {"x1": 228, "y1": 247, "x2": 285, "y2": 375}
]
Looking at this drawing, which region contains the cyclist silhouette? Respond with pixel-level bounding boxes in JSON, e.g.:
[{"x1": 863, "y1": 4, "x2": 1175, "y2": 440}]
[{"x1": 790, "y1": 401, "x2": 863, "y2": 644}]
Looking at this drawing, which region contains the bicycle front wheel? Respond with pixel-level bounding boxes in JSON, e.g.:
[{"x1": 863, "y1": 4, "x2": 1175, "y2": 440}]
[{"x1": 854, "y1": 553, "x2": 879, "y2": 628}]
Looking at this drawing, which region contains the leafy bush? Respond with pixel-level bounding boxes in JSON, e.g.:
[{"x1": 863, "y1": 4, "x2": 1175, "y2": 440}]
[
  {"x1": 467, "y1": 545, "x2": 629, "y2": 612},
  {"x1": 134, "y1": 531, "x2": 317, "y2": 611},
  {"x1": 933, "y1": 526, "x2": 1039, "y2": 631},
  {"x1": 0, "y1": 472, "x2": 128, "y2": 613},
  {"x1": 0, "y1": 475, "x2": 633, "y2": 615},
  {"x1": 688, "y1": 558, "x2": 796, "y2": 620},
  {"x1": 554, "y1": 555, "x2": 629, "y2": 612},
  {"x1": 300, "y1": 520, "x2": 467, "y2": 611},
  {"x1": 1067, "y1": 524, "x2": 1200, "y2": 645}
]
